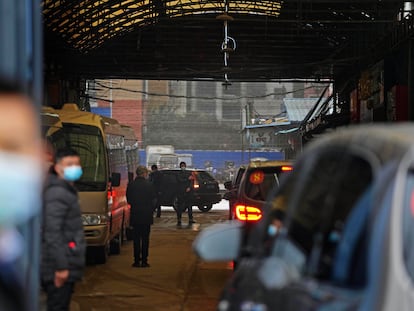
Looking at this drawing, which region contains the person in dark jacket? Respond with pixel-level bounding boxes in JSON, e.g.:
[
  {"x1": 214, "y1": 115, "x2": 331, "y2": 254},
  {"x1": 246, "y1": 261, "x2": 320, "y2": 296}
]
[
  {"x1": 176, "y1": 161, "x2": 195, "y2": 228},
  {"x1": 149, "y1": 164, "x2": 163, "y2": 218},
  {"x1": 41, "y1": 148, "x2": 86, "y2": 311},
  {"x1": 126, "y1": 165, "x2": 156, "y2": 268},
  {"x1": 0, "y1": 78, "x2": 44, "y2": 311}
]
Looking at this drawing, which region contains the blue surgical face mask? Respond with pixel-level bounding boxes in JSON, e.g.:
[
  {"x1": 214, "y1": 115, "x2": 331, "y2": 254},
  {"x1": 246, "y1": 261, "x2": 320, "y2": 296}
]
[
  {"x1": 0, "y1": 152, "x2": 42, "y2": 226},
  {"x1": 63, "y1": 165, "x2": 83, "y2": 181},
  {"x1": 267, "y1": 224, "x2": 278, "y2": 237}
]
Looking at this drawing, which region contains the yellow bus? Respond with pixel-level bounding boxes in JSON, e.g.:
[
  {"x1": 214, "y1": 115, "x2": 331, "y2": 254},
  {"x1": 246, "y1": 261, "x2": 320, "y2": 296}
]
[{"x1": 44, "y1": 103, "x2": 135, "y2": 264}]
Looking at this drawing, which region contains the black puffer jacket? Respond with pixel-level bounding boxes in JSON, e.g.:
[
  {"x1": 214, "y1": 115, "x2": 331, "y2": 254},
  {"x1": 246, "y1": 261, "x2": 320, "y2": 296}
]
[{"x1": 41, "y1": 173, "x2": 86, "y2": 283}]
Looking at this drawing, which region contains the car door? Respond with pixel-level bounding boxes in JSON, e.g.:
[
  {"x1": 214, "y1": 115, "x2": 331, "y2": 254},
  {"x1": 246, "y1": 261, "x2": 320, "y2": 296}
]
[{"x1": 362, "y1": 149, "x2": 414, "y2": 311}]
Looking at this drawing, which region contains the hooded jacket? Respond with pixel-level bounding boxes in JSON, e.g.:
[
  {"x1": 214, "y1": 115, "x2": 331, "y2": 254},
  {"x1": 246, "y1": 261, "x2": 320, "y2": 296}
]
[{"x1": 41, "y1": 173, "x2": 86, "y2": 282}]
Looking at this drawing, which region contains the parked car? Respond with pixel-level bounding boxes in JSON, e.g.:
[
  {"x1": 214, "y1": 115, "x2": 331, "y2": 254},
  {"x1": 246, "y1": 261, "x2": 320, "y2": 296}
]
[
  {"x1": 223, "y1": 160, "x2": 293, "y2": 267},
  {"x1": 158, "y1": 168, "x2": 222, "y2": 212},
  {"x1": 223, "y1": 165, "x2": 246, "y2": 220},
  {"x1": 194, "y1": 124, "x2": 414, "y2": 311},
  {"x1": 234, "y1": 160, "x2": 293, "y2": 222},
  {"x1": 224, "y1": 160, "x2": 293, "y2": 222}
]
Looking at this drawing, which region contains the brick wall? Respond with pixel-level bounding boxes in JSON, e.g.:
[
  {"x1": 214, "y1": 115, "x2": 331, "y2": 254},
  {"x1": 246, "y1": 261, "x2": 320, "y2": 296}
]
[{"x1": 112, "y1": 99, "x2": 143, "y2": 143}]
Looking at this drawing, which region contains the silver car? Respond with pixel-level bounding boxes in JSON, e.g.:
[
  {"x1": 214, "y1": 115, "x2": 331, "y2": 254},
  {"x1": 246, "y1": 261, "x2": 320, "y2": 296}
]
[{"x1": 194, "y1": 124, "x2": 414, "y2": 311}]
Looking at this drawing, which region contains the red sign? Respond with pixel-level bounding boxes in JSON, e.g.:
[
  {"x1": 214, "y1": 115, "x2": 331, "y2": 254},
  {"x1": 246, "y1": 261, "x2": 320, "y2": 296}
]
[{"x1": 249, "y1": 170, "x2": 265, "y2": 184}]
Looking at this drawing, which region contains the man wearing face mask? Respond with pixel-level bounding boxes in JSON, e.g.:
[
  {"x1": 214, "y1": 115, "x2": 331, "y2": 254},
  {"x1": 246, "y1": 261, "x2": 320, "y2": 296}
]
[
  {"x1": 0, "y1": 78, "x2": 43, "y2": 311},
  {"x1": 175, "y1": 161, "x2": 195, "y2": 228},
  {"x1": 41, "y1": 148, "x2": 86, "y2": 311}
]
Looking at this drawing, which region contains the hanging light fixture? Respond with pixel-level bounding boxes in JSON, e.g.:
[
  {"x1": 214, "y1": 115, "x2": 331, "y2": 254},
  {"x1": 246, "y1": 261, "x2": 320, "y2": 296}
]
[{"x1": 216, "y1": 0, "x2": 236, "y2": 88}]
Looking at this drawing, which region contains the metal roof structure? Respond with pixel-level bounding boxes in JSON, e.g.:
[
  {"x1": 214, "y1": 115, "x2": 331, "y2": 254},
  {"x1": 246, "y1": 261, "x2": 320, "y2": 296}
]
[
  {"x1": 43, "y1": 1, "x2": 412, "y2": 82},
  {"x1": 283, "y1": 98, "x2": 317, "y2": 122}
]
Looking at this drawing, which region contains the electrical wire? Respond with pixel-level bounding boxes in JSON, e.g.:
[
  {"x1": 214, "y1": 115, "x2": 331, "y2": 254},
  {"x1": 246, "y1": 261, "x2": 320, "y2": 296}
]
[{"x1": 93, "y1": 81, "x2": 329, "y2": 101}]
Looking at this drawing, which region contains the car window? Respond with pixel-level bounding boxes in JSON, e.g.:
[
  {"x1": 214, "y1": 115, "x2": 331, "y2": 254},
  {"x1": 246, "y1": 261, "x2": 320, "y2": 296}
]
[
  {"x1": 265, "y1": 150, "x2": 373, "y2": 280},
  {"x1": 234, "y1": 167, "x2": 246, "y2": 186},
  {"x1": 160, "y1": 171, "x2": 178, "y2": 184},
  {"x1": 244, "y1": 166, "x2": 288, "y2": 201},
  {"x1": 196, "y1": 171, "x2": 215, "y2": 181},
  {"x1": 402, "y1": 170, "x2": 414, "y2": 282}
]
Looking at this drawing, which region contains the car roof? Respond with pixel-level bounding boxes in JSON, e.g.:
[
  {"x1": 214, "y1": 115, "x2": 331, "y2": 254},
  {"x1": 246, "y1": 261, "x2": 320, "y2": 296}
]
[
  {"x1": 303, "y1": 123, "x2": 414, "y2": 165},
  {"x1": 160, "y1": 168, "x2": 207, "y2": 172},
  {"x1": 246, "y1": 160, "x2": 293, "y2": 169}
]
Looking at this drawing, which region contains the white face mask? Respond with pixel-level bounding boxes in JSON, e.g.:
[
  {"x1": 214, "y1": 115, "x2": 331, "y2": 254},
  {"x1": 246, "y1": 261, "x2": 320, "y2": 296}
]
[{"x1": 0, "y1": 152, "x2": 42, "y2": 227}]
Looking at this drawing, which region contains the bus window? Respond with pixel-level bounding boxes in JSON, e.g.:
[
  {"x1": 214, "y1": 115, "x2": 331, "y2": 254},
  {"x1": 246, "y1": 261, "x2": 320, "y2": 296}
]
[{"x1": 62, "y1": 123, "x2": 106, "y2": 191}]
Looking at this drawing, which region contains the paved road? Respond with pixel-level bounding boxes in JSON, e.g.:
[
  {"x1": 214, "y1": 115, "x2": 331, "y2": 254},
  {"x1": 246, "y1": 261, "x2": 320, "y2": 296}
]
[{"x1": 70, "y1": 209, "x2": 233, "y2": 311}]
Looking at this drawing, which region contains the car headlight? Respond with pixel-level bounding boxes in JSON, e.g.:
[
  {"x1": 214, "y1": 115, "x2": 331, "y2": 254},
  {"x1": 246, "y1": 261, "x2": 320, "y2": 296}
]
[{"x1": 82, "y1": 214, "x2": 108, "y2": 225}]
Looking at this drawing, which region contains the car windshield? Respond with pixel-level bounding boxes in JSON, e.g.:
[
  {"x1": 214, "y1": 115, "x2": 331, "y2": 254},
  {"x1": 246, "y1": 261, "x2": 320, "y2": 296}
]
[{"x1": 244, "y1": 166, "x2": 289, "y2": 201}]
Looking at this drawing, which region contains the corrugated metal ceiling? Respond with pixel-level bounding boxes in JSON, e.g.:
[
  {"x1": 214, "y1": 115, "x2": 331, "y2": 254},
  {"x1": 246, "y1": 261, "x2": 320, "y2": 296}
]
[{"x1": 43, "y1": 1, "x2": 411, "y2": 81}]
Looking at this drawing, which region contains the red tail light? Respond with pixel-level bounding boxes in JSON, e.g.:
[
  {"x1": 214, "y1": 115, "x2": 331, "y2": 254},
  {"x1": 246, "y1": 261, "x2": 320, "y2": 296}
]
[
  {"x1": 235, "y1": 204, "x2": 262, "y2": 222},
  {"x1": 193, "y1": 180, "x2": 200, "y2": 189},
  {"x1": 192, "y1": 172, "x2": 200, "y2": 189},
  {"x1": 281, "y1": 166, "x2": 293, "y2": 171},
  {"x1": 107, "y1": 190, "x2": 116, "y2": 199}
]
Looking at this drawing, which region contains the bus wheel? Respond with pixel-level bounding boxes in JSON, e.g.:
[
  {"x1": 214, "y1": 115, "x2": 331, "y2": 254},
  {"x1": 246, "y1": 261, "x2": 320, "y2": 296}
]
[
  {"x1": 198, "y1": 204, "x2": 213, "y2": 212},
  {"x1": 94, "y1": 245, "x2": 109, "y2": 264},
  {"x1": 110, "y1": 234, "x2": 121, "y2": 255}
]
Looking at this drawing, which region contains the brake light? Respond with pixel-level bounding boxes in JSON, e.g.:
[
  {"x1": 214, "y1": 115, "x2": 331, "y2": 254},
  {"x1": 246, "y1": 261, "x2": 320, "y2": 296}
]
[
  {"x1": 193, "y1": 180, "x2": 200, "y2": 189},
  {"x1": 281, "y1": 166, "x2": 293, "y2": 171},
  {"x1": 107, "y1": 190, "x2": 116, "y2": 199},
  {"x1": 235, "y1": 204, "x2": 262, "y2": 222},
  {"x1": 192, "y1": 172, "x2": 200, "y2": 189}
]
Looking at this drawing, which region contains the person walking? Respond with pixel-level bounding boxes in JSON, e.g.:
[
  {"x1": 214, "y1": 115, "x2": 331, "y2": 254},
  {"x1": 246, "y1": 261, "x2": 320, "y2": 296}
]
[
  {"x1": 41, "y1": 148, "x2": 86, "y2": 311},
  {"x1": 149, "y1": 164, "x2": 163, "y2": 218},
  {"x1": 176, "y1": 161, "x2": 195, "y2": 228},
  {"x1": 126, "y1": 166, "x2": 156, "y2": 268}
]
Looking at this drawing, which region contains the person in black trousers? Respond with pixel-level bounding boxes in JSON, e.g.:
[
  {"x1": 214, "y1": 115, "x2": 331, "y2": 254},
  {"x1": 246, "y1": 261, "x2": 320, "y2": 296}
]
[
  {"x1": 149, "y1": 164, "x2": 163, "y2": 218},
  {"x1": 126, "y1": 166, "x2": 156, "y2": 268},
  {"x1": 42, "y1": 148, "x2": 86, "y2": 311},
  {"x1": 176, "y1": 161, "x2": 195, "y2": 228}
]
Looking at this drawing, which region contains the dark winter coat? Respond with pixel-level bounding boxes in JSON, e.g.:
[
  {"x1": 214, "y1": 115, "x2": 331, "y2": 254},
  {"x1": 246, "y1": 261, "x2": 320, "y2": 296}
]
[
  {"x1": 126, "y1": 177, "x2": 156, "y2": 225},
  {"x1": 176, "y1": 169, "x2": 193, "y2": 201},
  {"x1": 41, "y1": 173, "x2": 86, "y2": 283},
  {"x1": 177, "y1": 170, "x2": 192, "y2": 193},
  {"x1": 149, "y1": 170, "x2": 162, "y2": 196}
]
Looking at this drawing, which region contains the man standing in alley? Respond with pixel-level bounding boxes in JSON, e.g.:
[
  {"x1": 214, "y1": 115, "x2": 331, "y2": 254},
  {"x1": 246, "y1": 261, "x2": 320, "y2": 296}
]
[
  {"x1": 149, "y1": 164, "x2": 163, "y2": 218},
  {"x1": 127, "y1": 166, "x2": 156, "y2": 268},
  {"x1": 42, "y1": 148, "x2": 86, "y2": 311},
  {"x1": 176, "y1": 161, "x2": 195, "y2": 228}
]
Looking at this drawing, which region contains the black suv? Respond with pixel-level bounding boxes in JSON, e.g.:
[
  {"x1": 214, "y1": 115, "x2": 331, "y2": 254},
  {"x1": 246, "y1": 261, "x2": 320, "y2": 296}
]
[{"x1": 157, "y1": 169, "x2": 222, "y2": 212}]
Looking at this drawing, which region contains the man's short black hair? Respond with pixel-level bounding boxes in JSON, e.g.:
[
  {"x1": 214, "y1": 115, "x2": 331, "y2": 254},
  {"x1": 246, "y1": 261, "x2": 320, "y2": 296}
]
[
  {"x1": 0, "y1": 77, "x2": 26, "y2": 96},
  {"x1": 151, "y1": 164, "x2": 158, "y2": 170},
  {"x1": 179, "y1": 161, "x2": 186, "y2": 167},
  {"x1": 54, "y1": 148, "x2": 80, "y2": 163}
]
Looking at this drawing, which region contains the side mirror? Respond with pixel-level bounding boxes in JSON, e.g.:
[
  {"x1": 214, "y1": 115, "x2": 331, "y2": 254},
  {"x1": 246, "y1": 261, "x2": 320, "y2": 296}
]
[
  {"x1": 223, "y1": 190, "x2": 237, "y2": 201},
  {"x1": 224, "y1": 180, "x2": 233, "y2": 190},
  {"x1": 110, "y1": 172, "x2": 121, "y2": 187},
  {"x1": 193, "y1": 222, "x2": 242, "y2": 261}
]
